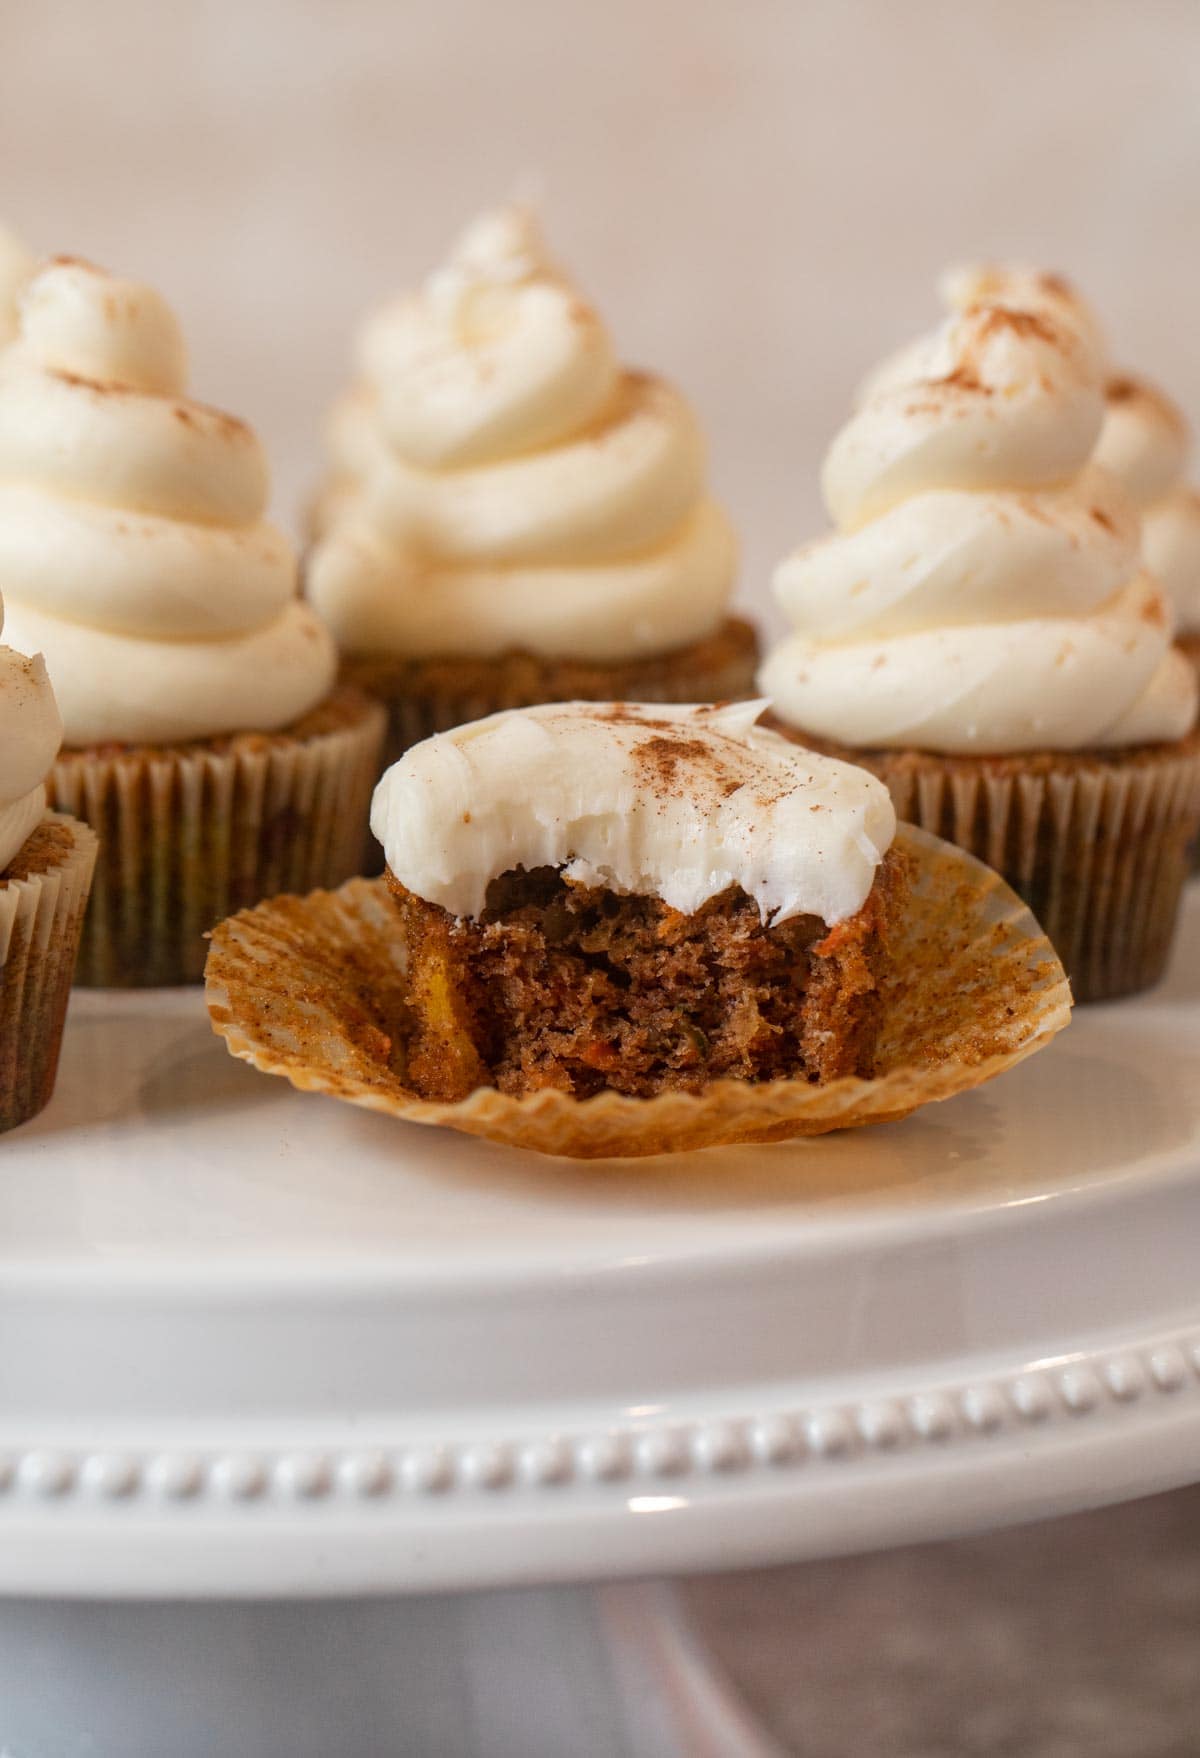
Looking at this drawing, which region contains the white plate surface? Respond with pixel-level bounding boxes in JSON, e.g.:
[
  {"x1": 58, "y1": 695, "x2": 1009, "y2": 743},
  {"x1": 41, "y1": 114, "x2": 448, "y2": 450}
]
[{"x1": 1, "y1": 888, "x2": 1198, "y2": 1597}]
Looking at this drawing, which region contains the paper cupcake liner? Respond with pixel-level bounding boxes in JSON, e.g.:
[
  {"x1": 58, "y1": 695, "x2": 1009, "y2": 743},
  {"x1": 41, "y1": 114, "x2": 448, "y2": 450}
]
[
  {"x1": 205, "y1": 824, "x2": 1071, "y2": 1161},
  {"x1": 47, "y1": 687, "x2": 386, "y2": 988},
  {"x1": 864, "y1": 734, "x2": 1200, "y2": 1004},
  {"x1": 0, "y1": 814, "x2": 98, "y2": 1133},
  {"x1": 341, "y1": 615, "x2": 762, "y2": 783}
]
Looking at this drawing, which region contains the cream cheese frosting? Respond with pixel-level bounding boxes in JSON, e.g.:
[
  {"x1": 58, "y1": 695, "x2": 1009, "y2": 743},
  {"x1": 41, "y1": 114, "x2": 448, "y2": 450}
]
[
  {"x1": 762, "y1": 282, "x2": 1197, "y2": 754},
  {"x1": 0, "y1": 591, "x2": 63, "y2": 873},
  {"x1": 307, "y1": 206, "x2": 737, "y2": 662},
  {"x1": 1096, "y1": 375, "x2": 1200, "y2": 636},
  {"x1": 371, "y1": 699, "x2": 896, "y2": 928},
  {"x1": 0, "y1": 258, "x2": 335, "y2": 746}
]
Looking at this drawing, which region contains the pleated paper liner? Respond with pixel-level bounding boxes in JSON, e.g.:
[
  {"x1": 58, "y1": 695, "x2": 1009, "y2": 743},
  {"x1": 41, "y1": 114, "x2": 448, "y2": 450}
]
[
  {"x1": 0, "y1": 813, "x2": 98, "y2": 1133},
  {"x1": 857, "y1": 732, "x2": 1200, "y2": 1003},
  {"x1": 341, "y1": 615, "x2": 762, "y2": 787},
  {"x1": 205, "y1": 824, "x2": 1072, "y2": 1161},
  {"x1": 47, "y1": 686, "x2": 386, "y2": 988}
]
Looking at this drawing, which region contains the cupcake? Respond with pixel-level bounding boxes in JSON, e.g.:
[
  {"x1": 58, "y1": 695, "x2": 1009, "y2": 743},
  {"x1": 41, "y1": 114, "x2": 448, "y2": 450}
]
[
  {"x1": 0, "y1": 258, "x2": 385, "y2": 986},
  {"x1": 0, "y1": 597, "x2": 97, "y2": 1131},
  {"x1": 760, "y1": 279, "x2": 1200, "y2": 1003},
  {"x1": 207, "y1": 700, "x2": 1072, "y2": 1158},
  {"x1": 306, "y1": 205, "x2": 755, "y2": 773}
]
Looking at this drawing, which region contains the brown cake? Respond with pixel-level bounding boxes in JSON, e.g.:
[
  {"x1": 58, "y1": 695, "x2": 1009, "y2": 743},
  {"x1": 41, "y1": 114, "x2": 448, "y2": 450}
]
[{"x1": 386, "y1": 851, "x2": 907, "y2": 1103}]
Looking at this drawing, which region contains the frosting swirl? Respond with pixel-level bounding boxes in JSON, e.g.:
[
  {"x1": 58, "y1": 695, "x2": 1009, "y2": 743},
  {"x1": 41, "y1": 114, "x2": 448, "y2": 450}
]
[
  {"x1": 0, "y1": 259, "x2": 335, "y2": 746},
  {"x1": 372, "y1": 700, "x2": 895, "y2": 927},
  {"x1": 0, "y1": 591, "x2": 62, "y2": 872},
  {"x1": 762, "y1": 286, "x2": 1196, "y2": 754},
  {"x1": 1096, "y1": 375, "x2": 1200, "y2": 636},
  {"x1": 308, "y1": 206, "x2": 737, "y2": 662}
]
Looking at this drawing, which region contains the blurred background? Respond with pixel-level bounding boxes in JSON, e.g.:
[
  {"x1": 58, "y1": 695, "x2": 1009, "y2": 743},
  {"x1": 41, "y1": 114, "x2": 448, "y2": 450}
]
[
  {"x1": 4, "y1": 4, "x2": 1199, "y2": 1752},
  {"x1": 4, "y1": 0, "x2": 1199, "y2": 636}
]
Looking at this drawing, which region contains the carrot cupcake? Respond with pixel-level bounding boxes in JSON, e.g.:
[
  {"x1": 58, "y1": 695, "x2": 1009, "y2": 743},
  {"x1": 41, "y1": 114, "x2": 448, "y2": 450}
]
[
  {"x1": 0, "y1": 258, "x2": 384, "y2": 986},
  {"x1": 371, "y1": 700, "x2": 903, "y2": 1101},
  {"x1": 306, "y1": 205, "x2": 754, "y2": 771},
  {"x1": 760, "y1": 279, "x2": 1200, "y2": 1002},
  {"x1": 0, "y1": 597, "x2": 96, "y2": 1130}
]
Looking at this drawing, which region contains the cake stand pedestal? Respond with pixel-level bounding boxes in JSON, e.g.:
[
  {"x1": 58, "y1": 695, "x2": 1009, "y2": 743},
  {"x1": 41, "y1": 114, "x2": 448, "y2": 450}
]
[{"x1": 1, "y1": 889, "x2": 1198, "y2": 1754}]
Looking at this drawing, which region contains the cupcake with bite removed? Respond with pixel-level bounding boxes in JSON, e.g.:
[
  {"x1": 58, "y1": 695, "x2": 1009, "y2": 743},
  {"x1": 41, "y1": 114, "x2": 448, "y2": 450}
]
[
  {"x1": 306, "y1": 205, "x2": 755, "y2": 772},
  {"x1": 0, "y1": 594, "x2": 96, "y2": 1130},
  {"x1": 0, "y1": 258, "x2": 384, "y2": 986},
  {"x1": 760, "y1": 277, "x2": 1200, "y2": 1003},
  {"x1": 208, "y1": 697, "x2": 1073, "y2": 1158}
]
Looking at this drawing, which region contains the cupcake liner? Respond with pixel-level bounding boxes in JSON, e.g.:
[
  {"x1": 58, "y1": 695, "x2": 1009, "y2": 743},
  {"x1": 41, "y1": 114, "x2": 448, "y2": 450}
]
[
  {"x1": 0, "y1": 814, "x2": 98, "y2": 1132},
  {"x1": 205, "y1": 824, "x2": 1072, "y2": 1161},
  {"x1": 868, "y1": 734, "x2": 1200, "y2": 1004},
  {"x1": 342, "y1": 615, "x2": 762, "y2": 783},
  {"x1": 47, "y1": 687, "x2": 386, "y2": 988}
]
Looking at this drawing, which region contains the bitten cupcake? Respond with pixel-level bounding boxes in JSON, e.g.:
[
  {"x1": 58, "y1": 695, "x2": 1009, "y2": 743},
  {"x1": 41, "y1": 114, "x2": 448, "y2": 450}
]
[
  {"x1": 0, "y1": 258, "x2": 385, "y2": 986},
  {"x1": 207, "y1": 699, "x2": 1072, "y2": 1159},
  {"x1": 760, "y1": 283, "x2": 1200, "y2": 1002},
  {"x1": 0, "y1": 597, "x2": 96, "y2": 1130},
  {"x1": 306, "y1": 205, "x2": 755, "y2": 770}
]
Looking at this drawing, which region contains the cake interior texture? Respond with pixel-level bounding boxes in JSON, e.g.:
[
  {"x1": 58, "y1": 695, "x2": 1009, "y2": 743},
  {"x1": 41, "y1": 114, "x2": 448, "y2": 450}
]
[{"x1": 386, "y1": 853, "x2": 907, "y2": 1102}]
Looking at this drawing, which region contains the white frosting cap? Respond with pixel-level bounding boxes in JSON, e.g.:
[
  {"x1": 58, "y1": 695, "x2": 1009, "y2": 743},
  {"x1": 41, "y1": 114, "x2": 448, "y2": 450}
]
[
  {"x1": 764, "y1": 270, "x2": 1196, "y2": 754},
  {"x1": 308, "y1": 205, "x2": 737, "y2": 662},
  {"x1": 372, "y1": 700, "x2": 896, "y2": 927},
  {"x1": 0, "y1": 589, "x2": 63, "y2": 872},
  {"x1": 0, "y1": 258, "x2": 335, "y2": 746}
]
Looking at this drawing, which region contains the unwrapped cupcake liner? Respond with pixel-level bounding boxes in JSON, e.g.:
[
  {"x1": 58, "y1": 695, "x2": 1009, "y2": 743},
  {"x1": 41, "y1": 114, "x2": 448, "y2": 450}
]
[
  {"x1": 0, "y1": 813, "x2": 98, "y2": 1132},
  {"x1": 48, "y1": 688, "x2": 385, "y2": 987},
  {"x1": 342, "y1": 616, "x2": 762, "y2": 782},
  {"x1": 205, "y1": 824, "x2": 1072, "y2": 1161},
  {"x1": 872, "y1": 735, "x2": 1200, "y2": 1004}
]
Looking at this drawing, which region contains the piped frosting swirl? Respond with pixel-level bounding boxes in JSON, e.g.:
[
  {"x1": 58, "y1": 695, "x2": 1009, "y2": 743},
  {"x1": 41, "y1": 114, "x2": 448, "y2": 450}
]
[
  {"x1": 0, "y1": 258, "x2": 335, "y2": 746},
  {"x1": 371, "y1": 700, "x2": 895, "y2": 927},
  {"x1": 0, "y1": 589, "x2": 62, "y2": 873},
  {"x1": 761, "y1": 275, "x2": 1196, "y2": 754},
  {"x1": 308, "y1": 206, "x2": 737, "y2": 662}
]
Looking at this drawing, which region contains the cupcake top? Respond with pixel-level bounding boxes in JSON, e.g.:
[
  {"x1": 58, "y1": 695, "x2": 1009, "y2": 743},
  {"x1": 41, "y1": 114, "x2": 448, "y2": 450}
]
[
  {"x1": 932, "y1": 265, "x2": 1200, "y2": 638},
  {"x1": 0, "y1": 258, "x2": 336, "y2": 746},
  {"x1": 761, "y1": 277, "x2": 1197, "y2": 754},
  {"x1": 371, "y1": 699, "x2": 896, "y2": 927},
  {"x1": 0, "y1": 591, "x2": 62, "y2": 873},
  {"x1": 307, "y1": 205, "x2": 737, "y2": 663},
  {"x1": 0, "y1": 225, "x2": 33, "y2": 346},
  {"x1": 1096, "y1": 375, "x2": 1200, "y2": 636}
]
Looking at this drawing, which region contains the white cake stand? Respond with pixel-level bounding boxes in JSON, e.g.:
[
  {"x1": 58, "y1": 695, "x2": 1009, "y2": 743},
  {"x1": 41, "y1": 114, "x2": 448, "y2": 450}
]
[{"x1": 1, "y1": 888, "x2": 1198, "y2": 1757}]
